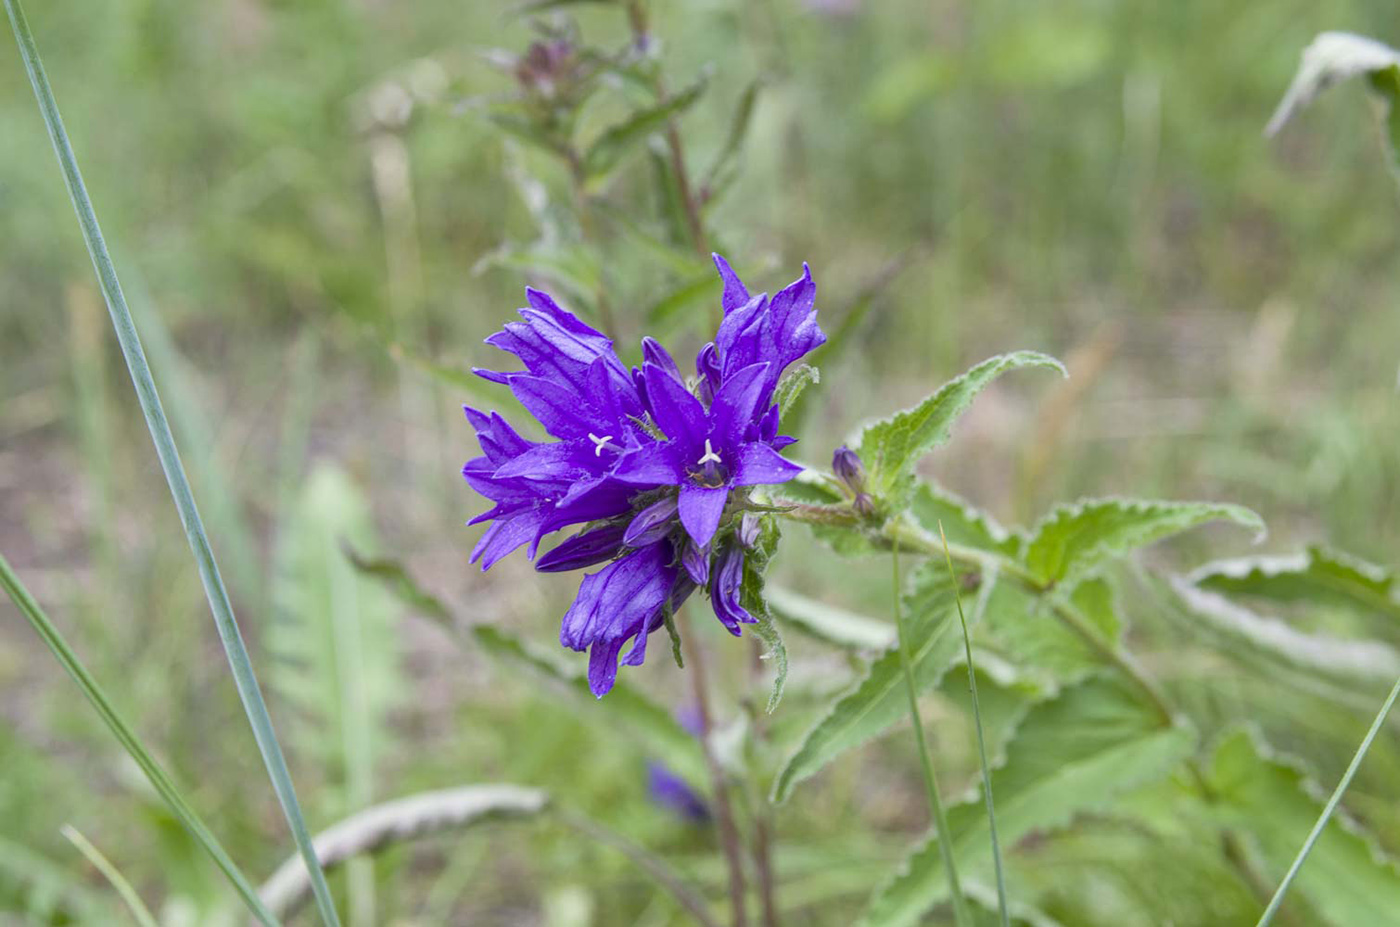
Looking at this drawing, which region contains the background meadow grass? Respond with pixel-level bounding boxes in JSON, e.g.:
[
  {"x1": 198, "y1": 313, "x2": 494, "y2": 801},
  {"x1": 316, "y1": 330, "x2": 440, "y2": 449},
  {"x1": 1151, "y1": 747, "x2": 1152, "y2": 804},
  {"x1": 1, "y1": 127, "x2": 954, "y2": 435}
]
[{"x1": 3, "y1": 1, "x2": 1400, "y2": 924}]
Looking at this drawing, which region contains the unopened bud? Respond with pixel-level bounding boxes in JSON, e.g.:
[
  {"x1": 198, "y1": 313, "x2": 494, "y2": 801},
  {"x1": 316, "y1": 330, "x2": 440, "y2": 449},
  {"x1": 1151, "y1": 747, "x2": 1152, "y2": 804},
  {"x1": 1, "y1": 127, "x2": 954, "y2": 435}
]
[
  {"x1": 832, "y1": 445, "x2": 866, "y2": 492},
  {"x1": 853, "y1": 492, "x2": 877, "y2": 517},
  {"x1": 738, "y1": 512, "x2": 761, "y2": 549}
]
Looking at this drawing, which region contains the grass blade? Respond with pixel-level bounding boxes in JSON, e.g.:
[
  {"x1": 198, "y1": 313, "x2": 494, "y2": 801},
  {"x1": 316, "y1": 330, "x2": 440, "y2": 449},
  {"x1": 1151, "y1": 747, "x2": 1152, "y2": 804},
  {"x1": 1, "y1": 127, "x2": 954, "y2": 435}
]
[
  {"x1": 938, "y1": 522, "x2": 1009, "y2": 927},
  {"x1": 892, "y1": 538, "x2": 972, "y2": 927},
  {"x1": 0, "y1": 554, "x2": 278, "y2": 926},
  {"x1": 60, "y1": 825, "x2": 159, "y2": 927},
  {"x1": 1255, "y1": 672, "x2": 1400, "y2": 925},
  {"x1": 1, "y1": 4, "x2": 341, "y2": 924}
]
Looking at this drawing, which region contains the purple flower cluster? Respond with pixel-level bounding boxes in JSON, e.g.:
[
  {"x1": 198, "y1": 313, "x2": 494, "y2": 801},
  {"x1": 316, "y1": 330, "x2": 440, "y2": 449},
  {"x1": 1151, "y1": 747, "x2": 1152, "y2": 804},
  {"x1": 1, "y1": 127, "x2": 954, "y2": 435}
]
[{"x1": 463, "y1": 255, "x2": 824, "y2": 695}]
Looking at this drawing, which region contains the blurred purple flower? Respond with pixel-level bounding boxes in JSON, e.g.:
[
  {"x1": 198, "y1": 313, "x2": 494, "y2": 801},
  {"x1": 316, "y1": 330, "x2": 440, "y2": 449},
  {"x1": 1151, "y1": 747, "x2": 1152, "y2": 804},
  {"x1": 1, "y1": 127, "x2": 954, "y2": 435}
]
[{"x1": 463, "y1": 256, "x2": 824, "y2": 696}]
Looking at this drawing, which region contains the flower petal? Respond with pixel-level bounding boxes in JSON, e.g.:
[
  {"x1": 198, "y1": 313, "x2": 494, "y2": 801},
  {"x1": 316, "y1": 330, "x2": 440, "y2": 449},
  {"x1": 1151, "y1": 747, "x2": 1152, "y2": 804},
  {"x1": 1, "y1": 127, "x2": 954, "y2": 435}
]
[
  {"x1": 678, "y1": 483, "x2": 729, "y2": 548},
  {"x1": 711, "y1": 362, "x2": 772, "y2": 449},
  {"x1": 536, "y1": 521, "x2": 628, "y2": 572},
  {"x1": 712, "y1": 253, "x2": 752, "y2": 315},
  {"x1": 509, "y1": 375, "x2": 593, "y2": 440},
  {"x1": 643, "y1": 362, "x2": 708, "y2": 448},
  {"x1": 731, "y1": 443, "x2": 804, "y2": 486},
  {"x1": 613, "y1": 442, "x2": 686, "y2": 485}
]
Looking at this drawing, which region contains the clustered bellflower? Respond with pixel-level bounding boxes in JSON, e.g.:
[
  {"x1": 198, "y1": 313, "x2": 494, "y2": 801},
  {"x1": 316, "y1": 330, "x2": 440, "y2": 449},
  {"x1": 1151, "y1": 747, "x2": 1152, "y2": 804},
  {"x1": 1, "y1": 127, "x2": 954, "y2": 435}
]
[{"x1": 463, "y1": 255, "x2": 824, "y2": 696}]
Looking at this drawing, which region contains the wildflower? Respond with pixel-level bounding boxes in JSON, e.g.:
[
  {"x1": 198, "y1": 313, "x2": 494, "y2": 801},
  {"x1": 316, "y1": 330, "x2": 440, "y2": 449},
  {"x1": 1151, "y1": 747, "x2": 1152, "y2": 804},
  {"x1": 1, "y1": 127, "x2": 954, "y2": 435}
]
[{"x1": 463, "y1": 256, "x2": 824, "y2": 695}]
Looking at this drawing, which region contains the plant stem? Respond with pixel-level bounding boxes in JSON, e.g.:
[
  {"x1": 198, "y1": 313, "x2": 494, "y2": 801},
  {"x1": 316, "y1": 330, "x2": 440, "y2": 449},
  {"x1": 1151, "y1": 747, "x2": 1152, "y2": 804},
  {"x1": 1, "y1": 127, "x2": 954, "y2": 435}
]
[
  {"x1": 747, "y1": 641, "x2": 781, "y2": 927},
  {"x1": 938, "y1": 523, "x2": 1009, "y2": 927},
  {"x1": 1, "y1": 4, "x2": 340, "y2": 924},
  {"x1": 61, "y1": 826, "x2": 159, "y2": 927},
  {"x1": 625, "y1": 0, "x2": 709, "y2": 258},
  {"x1": 1256, "y1": 672, "x2": 1400, "y2": 926},
  {"x1": 0, "y1": 554, "x2": 279, "y2": 926},
  {"x1": 684, "y1": 631, "x2": 749, "y2": 927},
  {"x1": 892, "y1": 539, "x2": 973, "y2": 927}
]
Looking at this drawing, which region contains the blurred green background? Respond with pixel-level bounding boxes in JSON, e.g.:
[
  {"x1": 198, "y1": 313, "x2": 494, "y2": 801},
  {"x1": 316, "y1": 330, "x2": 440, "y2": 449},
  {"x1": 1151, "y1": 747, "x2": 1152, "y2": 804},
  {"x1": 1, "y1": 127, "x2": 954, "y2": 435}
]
[{"x1": 3, "y1": 0, "x2": 1399, "y2": 924}]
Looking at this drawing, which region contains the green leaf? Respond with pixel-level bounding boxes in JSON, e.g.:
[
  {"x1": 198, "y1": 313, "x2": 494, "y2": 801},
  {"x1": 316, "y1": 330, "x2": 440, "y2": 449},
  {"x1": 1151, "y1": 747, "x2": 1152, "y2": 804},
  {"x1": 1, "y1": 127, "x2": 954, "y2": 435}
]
[
  {"x1": 701, "y1": 78, "x2": 762, "y2": 203},
  {"x1": 910, "y1": 481, "x2": 1022, "y2": 558},
  {"x1": 1208, "y1": 728, "x2": 1400, "y2": 926},
  {"x1": 1189, "y1": 545, "x2": 1400, "y2": 622},
  {"x1": 1267, "y1": 33, "x2": 1400, "y2": 181},
  {"x1": 743, "y1": 516, "x2": 788, "y2": 712},
  {"x1": 645, "y1": 270, "x2": 724, "y2": 332},
  {"x1": 344, "y1": 547, "x2": 453, "y2": 626},
  {"x1": 774, "y1": 364, "x2": 819, "y2": 420},
  {"x1": 771, "y1": 560, "x2": 995, "y2": 802},
  {"x1": 271, "y1": 466, "x2": 402, "y2": 804},
  {"x1": 1167, "y1": 577, "x2": 1400, "y2": 696},
  {"x1": 979, "y1": 577, "x2": 1120, "y2": 685},
  {"x1": 858, "y1": 352, "x2": 1066, "y2": 503},
  {"x1": 1022, "y1": 498, "x2": 1264, "y2": 590},
  {"x1": 471, "y1": 625, "x2": 708, "y2": 789},
  {"x1": 767, "y1": 585, "x2": 896, "y2": 651},
  {"x1": 583, "y1": 75, "x2": 708, "y2": 181},
  {"x1": 858, "y1": 677, "x2": 1196, "y2": 927}
]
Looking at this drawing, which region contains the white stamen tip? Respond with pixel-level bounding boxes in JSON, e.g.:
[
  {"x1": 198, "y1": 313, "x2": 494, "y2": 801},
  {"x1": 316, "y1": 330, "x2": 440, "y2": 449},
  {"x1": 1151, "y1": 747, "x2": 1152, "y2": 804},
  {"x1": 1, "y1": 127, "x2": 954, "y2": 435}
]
[
  {"x1": 697, "y1": 438, "x2": 723, "y2": 466},
  {"x1": 588, "y1": 433, "x2": 614, "y2": 457}
]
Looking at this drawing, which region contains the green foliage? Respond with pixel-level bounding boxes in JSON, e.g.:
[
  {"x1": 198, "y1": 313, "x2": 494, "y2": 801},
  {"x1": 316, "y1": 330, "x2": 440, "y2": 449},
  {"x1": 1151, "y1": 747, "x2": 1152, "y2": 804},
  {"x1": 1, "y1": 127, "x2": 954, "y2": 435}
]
[
  {"x1": 774, "y1": 363, "x2": 820, "y2": 419},
  {"x1": 1190, "y1": 545, "x2": 1400, "y2": 622},
  {"x1": 1022, "y1": 498, "x2": 1264, "y2": 590},
  {"x1": 743, "y1": 516, "x2": 789, "y2": 712},
  {"x1": 910, "y1": 482, "x2": 1022, "y2": 558},
  {"x1": 772, "y1": 560, "x2": 993, "y2": 803},
  {"x1": 471, "y1": 626, "x2": 709, "y2": 790},
  {"x1": 272, "y1": 466, "x2": 403, "y2": 795},
  {"x1": 1208, "y1": 728, "x2": 1400, "y2": 926},
  {"x1": 858, "y1": 677, "x2": 1196, "y2": 927},
  {"x1": 858, "y1": 352, "x2": 1066, "y2": 505},
  {"x1": 767, "y1": 585, "x2": 895, "y2": 651},
  {"x1": 583, "y1": 75, "x2": 708, "y2": 183}
]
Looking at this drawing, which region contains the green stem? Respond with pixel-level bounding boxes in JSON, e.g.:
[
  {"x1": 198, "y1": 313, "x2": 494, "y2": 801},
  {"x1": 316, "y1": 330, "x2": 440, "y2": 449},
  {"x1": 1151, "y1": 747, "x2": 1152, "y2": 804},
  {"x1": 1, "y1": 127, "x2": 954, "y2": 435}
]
[
  {"x1": 938, "y1": 523, "x2": 1008, "y2": 927},
  {"x1": 0, "y1": 555, "x2": 279, "y2": 926},
  {"x1": 1, "y1": 5, "x2": 340, "y2": 924},
  {"x1": 1256, "y1": 672, "x2": 1400, "y2": 926},
  {"x1": 892, "y1": 539, "x2": 972, "y2": 927}
]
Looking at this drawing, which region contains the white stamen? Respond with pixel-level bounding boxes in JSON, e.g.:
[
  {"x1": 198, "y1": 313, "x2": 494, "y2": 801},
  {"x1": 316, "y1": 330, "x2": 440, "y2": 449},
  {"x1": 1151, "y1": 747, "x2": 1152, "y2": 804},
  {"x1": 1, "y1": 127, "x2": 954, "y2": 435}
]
[
  {"x1": 588, "y1": 433, "x2": 614, "y2": 457},
  {"x1": 697, "y1": 438, "x2": 723, "y2": 466}
]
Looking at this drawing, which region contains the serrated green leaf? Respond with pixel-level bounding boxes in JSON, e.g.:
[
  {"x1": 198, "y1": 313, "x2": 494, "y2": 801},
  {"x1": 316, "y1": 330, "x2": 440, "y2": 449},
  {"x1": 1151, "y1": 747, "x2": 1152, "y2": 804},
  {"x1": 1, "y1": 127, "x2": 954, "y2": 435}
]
[
  {"x1": 1208, "y1": 728, "x2": 1400, "y2": 926},
  {"x1": 767, "y1": 585, "x2": 896, "y2": 651},
  {"x1": 1189, "y1": 545, "x2": 1400, "y2": 622},
  {"x1": 858, "y1": 352, "x2": 1066, "y2": 503},
  {"x1": 858, "y1": 676, "x2": 1196, "y2": 927},
  {"x1": 470, "y1": 625, "x2": 707, "y2": 789},
  {"x1": 771, "y1": 560, "x2": 995, "y2": 802},
  {"x1": 910, "y1": 481, "x2": 1022, "y2": 557},
  {"x1": 743, "y1": 518, "x2": 788, "y2": 711},
  {"x1": 271, "y1": 466, "x2": 402, "y2": 795},
  {"x1": 1168, "y1": 578, "x2": 1400, "y2": 696},
  {"x1": 774, "y1": 364, "x2": 819, "y2": 420},
  {"x1": 1022, "y1": 498, "x2": 1264, "y2": 589},
  {"x1": 1268, "y1": 32, "x2": 1400, "y2": 181},
  {"x1": 583, "y1": 75, "x2": 708, "y2": 181}
]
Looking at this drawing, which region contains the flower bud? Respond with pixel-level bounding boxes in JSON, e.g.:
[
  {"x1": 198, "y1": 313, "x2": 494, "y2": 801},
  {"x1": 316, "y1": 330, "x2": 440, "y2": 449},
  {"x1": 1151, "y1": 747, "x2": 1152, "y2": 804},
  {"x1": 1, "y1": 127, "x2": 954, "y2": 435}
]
[
  {"x1": 738, "y1": 512, "x2": 761, "y2": 549},
  {"x1": 832, "y1": 445, "x2": 866, "y2": 492},
  {"x1": 623, "y1": 495, "x2": 680, "y2": 548}
]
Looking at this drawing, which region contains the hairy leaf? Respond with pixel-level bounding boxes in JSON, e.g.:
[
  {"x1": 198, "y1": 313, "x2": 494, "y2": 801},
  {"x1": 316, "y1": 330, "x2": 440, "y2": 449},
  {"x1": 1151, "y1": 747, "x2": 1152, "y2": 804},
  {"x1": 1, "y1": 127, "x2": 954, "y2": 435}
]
[
  {"x1": 771, "y1": 560, "x2": 995, "y2": 802},
  {"x1": 744, "y1": 517, "x2": 788, "y2": 712},
  {"x1": 1189, "y1": 546, "x2": 1400, "y2": 622},
  {"x1": 910, "y1": 481, "x2": 1022, "y2": 557},
  {"x1": 1168, "y1": 578, "x2": 1400, "y2": 695},
  {"x1": 980, "y1": 577, "x2": 1121, "y2": 684},
  {"x1": 1022, "y1": 498, "x2": 1264, "y2": 589},
  {"x1": 859, "y1": 677, "x2": 1196, "y2": 927},
  {"x1": 1267, "y1": 32, "x2": 1400, "y2": 180},
  {"x1": 858, "y1": 352, "x2": 1066, "y2": 503},
  {"x1": 1208, "y1": 728, "x2": 1400, "y2": 926},
  {"x1": 583, "y1": 75, "x2": 708, "y2": 181},
  {"x1": 774, "y1": 364, "x2": 820, "y2": 420},
  {"x1": 471, "y1": 626, "x2": 707, "y2": 788},
  {"x1": 767, "y1": 585, "x2": 895, "y2": 651}
]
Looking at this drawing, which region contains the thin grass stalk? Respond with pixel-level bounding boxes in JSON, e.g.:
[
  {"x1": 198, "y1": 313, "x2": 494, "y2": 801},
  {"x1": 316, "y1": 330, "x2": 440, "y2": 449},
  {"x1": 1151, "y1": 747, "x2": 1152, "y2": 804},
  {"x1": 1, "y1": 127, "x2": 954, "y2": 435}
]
[
  {"x1": 1, "y1": 4, "x2": 341, "y2": 924},
  {"x1": 938, "y1": 522, "x2": 1009, "y2": 927},
  {"x1": 61, "y1": 826, "x2": 159, "y2": 927},
  {"x1": 891, "y1": 538, "x2": 972, "y2": 927},
  {"x1": 1255, "y1": 672, "x2": 1400, "y2": 926},
  {"x1": 0, "y1": 554, "x2": 279, "y2": 926}
]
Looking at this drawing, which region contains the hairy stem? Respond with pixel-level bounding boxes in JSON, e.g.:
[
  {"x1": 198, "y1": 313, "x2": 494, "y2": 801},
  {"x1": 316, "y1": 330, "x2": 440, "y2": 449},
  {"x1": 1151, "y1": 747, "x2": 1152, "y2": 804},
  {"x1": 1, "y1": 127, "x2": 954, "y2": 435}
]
[{"x1": 685, "y1": 631, "x2": 749, "y2": 927}]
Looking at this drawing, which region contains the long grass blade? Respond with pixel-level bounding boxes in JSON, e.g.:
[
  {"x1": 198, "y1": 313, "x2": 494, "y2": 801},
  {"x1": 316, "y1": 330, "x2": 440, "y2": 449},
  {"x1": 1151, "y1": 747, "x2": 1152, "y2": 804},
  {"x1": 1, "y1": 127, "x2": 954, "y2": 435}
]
[
  {"x1": 892, "y1": 538, "x2": 972, "y2": 927},
  {"x1": 1255, "y1": 672, "x2": 1400, "y2": 925},
  {"x1": 939, "y1": 522, "x2": 1009, "y2": 927},
  {"x1": 60, "y1": 825, "x2": 159, "y2": 927},
  {"x1": 0, "y1": 554, "x2": 279, "y2": 926},
  {"x1": 1, "y1": 4, "x2": 341, "y2": 924}
]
